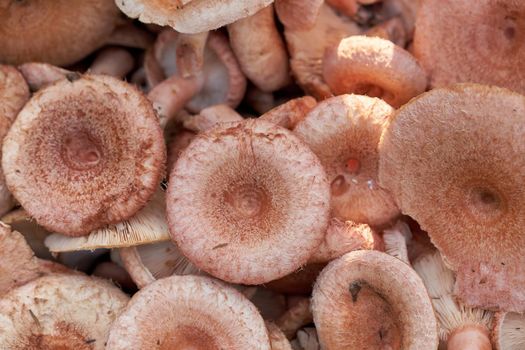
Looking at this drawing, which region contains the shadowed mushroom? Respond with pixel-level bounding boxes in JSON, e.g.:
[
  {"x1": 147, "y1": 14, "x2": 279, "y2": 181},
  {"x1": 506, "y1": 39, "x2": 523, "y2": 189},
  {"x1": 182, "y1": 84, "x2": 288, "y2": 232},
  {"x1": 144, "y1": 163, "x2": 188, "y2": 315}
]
[
  {"x1": 167, "y1": 129, "x2": 196, "y2": 174},
  {"x1": 89, "y1": 47, "x2": 135, "y2": 78},
  {"x1": 383, "y1": 220, "x2": 411, "y2": 264},
  {"x1": 183, "y1": 104, "x2": 243, "y2": 132},
  {"x1": 0, "y1": 274, "x2": 129, "y2": 349},
  {"x1": 312, "y1": 250, "x2": 438, "y2": 349},
  {"x1": 2, "y1": 75, "x2": 166, "y2": 236},
  {"x1": 246, "y1": 86, "x2": 277, "y2": 114},
  {"x1": 413, "y1": 0, "x2": 525, "y2": 93},
  {"x1": 116, "y1": 0, "x2": 273, "y2": 34},
  {"x1": 266, "y1": 322, "x2": 293, "y2": 350},
  {"x1": 323, "y1": 35, "x2": 427, "y2": 108},
  {"x1": 276, "y1": 297, "x2": 313, "y2": 339},
  {"x1": 365, "y1": 16, "x2": 407, "y2": 47},
  {"x1": 296, "y1": 328, "x2": 320, "y2": 350},
  {"x1": 92, "y1": 261, "x2": 136, "y2": 291},
  {"x1": 266, "y1": 263, "x2": 326, "y2": 295},
  {"x1": 413, "y1": 251, "x2": 493, "y2": 350},
  {"x1": 378, "y1": 84, "x2": 525, "y2": 312},
  {"x1": 492, "y1": 311, "x2": 525, "y2": 350},
  {"x1": 260, "y1": 96, "x2": 317, "y2": 130},
  {"x1": 0, "y1": 0, "x2": 121, "y2": 65},
  {"x1": 326, "y1": 0, "x2": 381, "y2": 18},
  {"x1": 106, "y1": 275, "x2": 271, "y2": 349},
  {"x1": 275, "y1": 0, "x2": 324, "y2": 30},
  {"x1": 294, "y1": 94, "x2": 399, "y2": 227},
  {"x1": 167, "y1": 119, "x2": 330, "y2": 284},
  {"x1": 228, "y1": 5, "x2": 291, "y2": 92},
  {"x1": 104, "y1": 21, "x2": 155, "y2": 50}
]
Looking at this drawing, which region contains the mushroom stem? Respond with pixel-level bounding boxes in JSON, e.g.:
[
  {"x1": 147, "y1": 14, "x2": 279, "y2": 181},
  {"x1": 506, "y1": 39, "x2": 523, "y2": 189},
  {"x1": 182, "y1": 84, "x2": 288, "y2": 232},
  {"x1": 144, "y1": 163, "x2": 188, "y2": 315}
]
[
  {"x1": 383, "y1": 221, "x2": 412, "y2": 264},
  {"x1": 175, "y1": 31, "x2": 209, "y2": 78},
  {"x1": 90, "y1": 48, "x2": 134, "y2": 78},
  {"x1": 17, "y1": 63, "x2": 76, "y2": 91},
  {"x1": 447, "y1": 325, "x2": 492, "y2": 350},
  {"x1": 276, "y1": 297, "x2": 313, "y2": 339},
  {"x1": 183, "y1": 104, "x2": 243, "y2": 132},
  {"x1": 275, "y1": 0, "x2": 324, "y2": 30}
]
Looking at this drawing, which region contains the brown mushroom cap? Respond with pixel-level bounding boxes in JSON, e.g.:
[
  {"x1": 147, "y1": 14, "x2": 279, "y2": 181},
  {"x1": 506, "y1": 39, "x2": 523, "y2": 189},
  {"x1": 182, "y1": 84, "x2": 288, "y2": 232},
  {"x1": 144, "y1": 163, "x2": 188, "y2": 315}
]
[
  {"x1": 492, "y1": 312, "x2": 525, "y2": 350},
  {"x1": 379, "y1": 84, "x2": 525, "y2": 312},
  {"x1": 167, "y1": 119, "x2": 330, "y2": 284},
  {"x1": 312, "y1": 250, "x2": 438, "y2": 349},
  {"x1": 294, "y1": 94, "x2": 399, "y2": 227},
  {"x1": 106, "y1": 275, "x2": 271, "y2": 349},
  {"x1": 2, "y1": 75, "x2": 166, "y2": 236},
  {"x1": 0, "y1": 0, "x2": 120, "y2": 65},
  {"x1": 323, "y1": 35, "x2": 427, "y2": 108},
  {"x1": 116, "y1": 0, "x2": 273, "y2": 34},
  {"x1": 0, "y1": 274, "x2": 129, "y2": 350},
  {"x1": 413, "y1": 0, "x2": 525, "y2": 93}
]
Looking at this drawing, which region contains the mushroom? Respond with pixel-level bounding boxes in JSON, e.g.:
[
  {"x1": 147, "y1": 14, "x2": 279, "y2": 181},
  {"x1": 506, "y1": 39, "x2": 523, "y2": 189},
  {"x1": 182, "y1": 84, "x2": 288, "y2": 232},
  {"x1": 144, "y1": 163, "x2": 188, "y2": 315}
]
[
  {"x1": 294, "y1": 94, "x2": 399, "y2": 227},
  {"x1": 267, "y1": 322, "x2": 294, "y2": 350},
  {"x1": 276, "y1": 297, "x2": 313, "y2": 339},
  {"x1": 323, "y1": 35, "x2": 427, "y2": 108},
  {"x1": 266, "y1": 263, "x2": 326, "y2": 295},
  {"x1": 104, "y1": 21, "x2": 155, "y2": 50},
  {"x1": 413, "y1": 251, "x2": 493, "y2": 350},
  {"x1": 174, "y1": 31, "x2": 209, "y2": 78},
  {"x1": 311, "y1": 250, "x2": 438, "y2": 349},
  {"x1": 17, "y1": 63, "x2": 78, "y2": 92},
  {"x1": 0, "y1": 274, "x2": 129, "y2": 349},
  {"x1": 296, "y1": 328, "x2": 320, "y2": 350},
  {"x1": 183, "y1": 104, "x2": 243, "y2": 132},
  {"x1": 89, "y1": 47, "x2": 135, "y2": 78},
  {"x1": 0, "y1": 0, "x2": 121, "y2": 65},
  {"x1": 260, "y1": 96, "x2": 317, "y2": 130},
  {"x1": 325, "y1": 0, "x2": 381, "y2": 18},
  {"x1": 378, "y1": 84, "x2": 525, "y2": 312},
  {"x1": 365, "y1": 16, "x2": 407, "y2": 47},
  {"x1": 413, "y1": 0, "x2": 525, "y2": 93},
  {"x1": 275, "y1": 0, "x2": 324, "y2": 30},
  {"x1": 228, "y1": 5, "x2": 291, "y2": 92},
  {"x1": 2, "y1": 75, "x2": 166, "y2": 236},
  {"x1": 92, "y1": 261, "x2": 136, "y2": 292},
  {"x1": 492, "y1": 311, "x2": 525, "y2": 350},
  {"x1": 167, "y1": 129, "x2": 196, "y2": 174},
  {"x1": 246, "y1": 86, "x2": 277, "y2": 114},
  {"x1": 167, "y1": 119, "x2": 330, "y2": 284},
  {"x1": 116, "y1": 0, "x2": 273, "y2": 34},
  {"x1": 383, "y1": 220, "x2": 412, "y2": 264},
  {"x1": 106, "y1": 275, "x2": 271, "y2": 349}
]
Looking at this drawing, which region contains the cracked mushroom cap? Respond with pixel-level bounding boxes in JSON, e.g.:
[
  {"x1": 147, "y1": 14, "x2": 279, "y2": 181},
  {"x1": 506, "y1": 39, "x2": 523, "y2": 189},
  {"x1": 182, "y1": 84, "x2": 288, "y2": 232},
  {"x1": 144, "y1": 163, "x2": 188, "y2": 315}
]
[
  {"x1": 312, "y1": 250, "x2": 438, "y2": 349},
  {"x1": 0, "y1": 0, "x2": 120, "y2": 65},
  {"x1": 0, "y1": 274, "x2": 129, "y2": 350},
  {"x1": 106, "y1": 275, "x2": 271, "y2": 349},
  {"x1": 294, "y1": 94, "x2": 399, "y2": 227},
  {"x1": 379, "y1": 84, "x2": 525, "y2": 312},
  {"x1": 492, "y1": 312, "x2": 525, "y2": 350},
  {"x1": 117, "y1": 0, "x2": 273, "y2": 34},
  {"x1": 323, "y1": 35, "x2": 427, "y2": 108},
  {"x1": 413, "y1": 0, "x2": 525, "y2": 93},
  {"x1": 2, "y1": 75, "x2": 166, "y2": 237},
  {"x1": 167, "y1": 119, "x2": 330, "y2": 284}
]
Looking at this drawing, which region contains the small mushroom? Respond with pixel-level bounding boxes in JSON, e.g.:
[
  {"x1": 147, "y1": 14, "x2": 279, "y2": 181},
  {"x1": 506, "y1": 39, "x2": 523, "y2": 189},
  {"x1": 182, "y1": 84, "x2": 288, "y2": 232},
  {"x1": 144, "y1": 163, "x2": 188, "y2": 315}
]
[
  {"x1": 294, "y1": 94, "x2": 399, "y2": 227},
  {"x1": 266, "y1": 263, "x2": 326, "y2": 295},
  {"x1": 266, "y1": 322, "x2": 294, "y2": 350},
  {"x1": 492, "y1": 311, "x2": 525, "y2": 350},
  {"x1": 167, "y1": 119, "x2": 330, "y2": 284},
  {"x1": 276, "y1": 297, "x2": 313, "y2": 339},
  {"x1": 18, "y1": 63, "x2": 77, "y2": 92},
  {"x1": 296, "y1": 327, "x2": 320, "y2": 350},
  {"x1": 260, "y1": 96, "x2": 317, "y2": 130},
  {"x1": 104, "y1": 21, "x2": 155, "y2": 50},
  {"x1": 174, "y1": 31, "x2": 209, "y2": 78},
  {"x1": 323, "y1": 35, "x2": 427, "y2": 108},
  {"x1": 0, "y1": 274, "x2": 129, "y2": 349},
  {"x1": 3, "y1": 75, "x2": 166, "y2": 236},
  {"x1": 275, "y1": 0, "x2": 324, "y2": 30},
  {"x1": 89, "y1": 47, "x2": 135, "y2": 79},
  {"x1": 382, "y1": 220, "x2": 412, "y2": 264},
  {"x1": 106, "y1": 275, "x2": 271, "y2": 349},
  {"x1": 183, "y1": 104, "x2": 243, "y2": 132},
  {"x1": 312, "y1": 250, "x2": 438, "y2": 349},
  {"x1": 365, "y1": 16, "x2": 407, "y2": 47}
]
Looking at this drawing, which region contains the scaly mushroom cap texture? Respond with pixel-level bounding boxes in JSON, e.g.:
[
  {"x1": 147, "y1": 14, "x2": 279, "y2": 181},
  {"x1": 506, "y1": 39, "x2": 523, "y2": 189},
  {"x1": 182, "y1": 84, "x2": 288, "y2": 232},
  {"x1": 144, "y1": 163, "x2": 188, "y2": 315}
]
[
  {"x1": 294, "y1": 94, "x2": 399, "y2": 227},
  {"x1": 106, "y1": 275, "x2": 271, "y2": 349},
  {"x1": 0, "y1": 0, "x2": 120, "y2": 65},
  {"x1": 167, "y1": 119, "x2": 330, "y2": 285},
  {"x1": 312, "y1": 250, "x2": 438, "y2": 349},
  {"x1": 2, "y1": 75, "x2": 166, "y2": 237},
  {"x1": 0, "y1": 274, "x2": 129, "y2": 350},
  {"x1": 379, "y1": 84, "x2": 525, "y2": 312},
  {"x1": 414, "y1": 0, "x2": 525, "y2": 93},
  {"x1": 492, "y1": 312, "x2": 525, "y2": 350},
  {"x1": 116, "y1": 0, "x2": 274, "y2": 34}
]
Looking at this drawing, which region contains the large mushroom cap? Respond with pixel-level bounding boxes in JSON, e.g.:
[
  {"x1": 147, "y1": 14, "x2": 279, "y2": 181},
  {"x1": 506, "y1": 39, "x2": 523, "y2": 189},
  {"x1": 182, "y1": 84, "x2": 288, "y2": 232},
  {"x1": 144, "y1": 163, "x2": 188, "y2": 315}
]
[
  {"x1": 414, "y1": 0, "x2": 525, "y2": 93},
  {"x1": 167, "y1": 119, "x2": 330, "y2": 284},
  {"x1": 294, "y1": 94, "x2": 399, "y2": 227},
  {"x1": 0, "y1": 274, "x2": 129, "y2": 350},
  {"x1": 0, "y1": 0, "x2": 120, "y2": 65},
  {"x1": 106, "y1": 275, "x2": 271, "y2": 349},
  {"x1": 116, "y1": 0, "x2": 273, "y2": 34},
  {"x1": 379, "y1": 84, "x2": 525, "y2": 312},
  {"x1": 3, "y1": 75, "x2": 166, "y2": 237},
  {"x1": 492, "y1": 312, "x2": 525, "y2": 350},
  {"x1": 312, "y1": 250, "x2": 438, "y2": 349}
]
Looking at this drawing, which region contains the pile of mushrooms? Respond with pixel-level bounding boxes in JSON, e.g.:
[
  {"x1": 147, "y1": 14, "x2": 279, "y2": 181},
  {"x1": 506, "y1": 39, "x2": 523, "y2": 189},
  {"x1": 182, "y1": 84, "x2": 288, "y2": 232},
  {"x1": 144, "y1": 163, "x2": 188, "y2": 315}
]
[{"x1": 0, "y1": 0, "x2": 524, "y2": 349}]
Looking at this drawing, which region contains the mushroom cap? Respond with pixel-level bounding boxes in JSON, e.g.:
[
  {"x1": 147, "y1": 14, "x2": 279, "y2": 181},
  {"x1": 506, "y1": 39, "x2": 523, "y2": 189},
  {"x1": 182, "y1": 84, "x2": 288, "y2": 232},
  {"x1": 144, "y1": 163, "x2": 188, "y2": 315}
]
[
  {"x1": 106, "y1": 275, "x2": 271, "y2": 349},
  {"x1": 379, "y1": 84, "x2": 525, "y2": 312},
  {"x1": 492, "y1": 312, "x2": 525, "y2": 350},
  {"x1": 167, "y1": 119, "x2": 330, "y2": 284},
  {"x1": 0, "y1": 0, "x2": 120, "y2": 65},
  {"x1": 312, "y1": 250, "x2": 438, "y2": 349},
  {"x1": 413, "y1": 0, "x2": 525, "y2": 93},
  {"x1": 294, "y1": 94, "x2": 399, "y2": 227},
  {"x1": 0, "y1": 274, "x2": 129, "y2": 350},
  {"x1": 323, "y1": 35, "x2": 427, "y2": 108},
  {"x1": 116, "y1": 0, "x2": 273, "y2": 34},
  {"x1": 2, "y1": 75, "x2": 166, "y2": 236}
]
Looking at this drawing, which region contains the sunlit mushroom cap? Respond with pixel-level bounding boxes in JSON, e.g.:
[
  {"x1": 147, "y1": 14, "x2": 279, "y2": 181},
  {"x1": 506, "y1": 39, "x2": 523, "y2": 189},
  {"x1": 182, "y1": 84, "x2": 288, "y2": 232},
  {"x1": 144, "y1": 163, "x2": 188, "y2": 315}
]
[
  {"x1": 379, "y1": 84, "x2": 525, "y2": 312},
  {"x1": 0, "y1": 0, "x2": 120, "y2": 65},
  {"x1": 0, "y1": 274, "x2": 129, "y2": 350},
  {"x1": 413, "y1": 0, "x2": 525, "y2": 93},
  {"x1": 2, "y1": 75, "x2": 166, "y2": 237},
  {"x1": 312, "y1": 250, "x2": 438, "y2": 349},
  {"x1": 492, "y1": 312, "x2": 525, "y2": 350},
  {"x1": 116, "y1": 0, "x2": 273, "y2": 34},
  {"x1": 106, "y1": 275, "x2": 271, "y2": 349},
  {"x1": 294, "y1": 94, "x2": 399, "y2": 227},
  {"x1": 167, "y1": 119, "x2": 330, "y2": 284}
]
